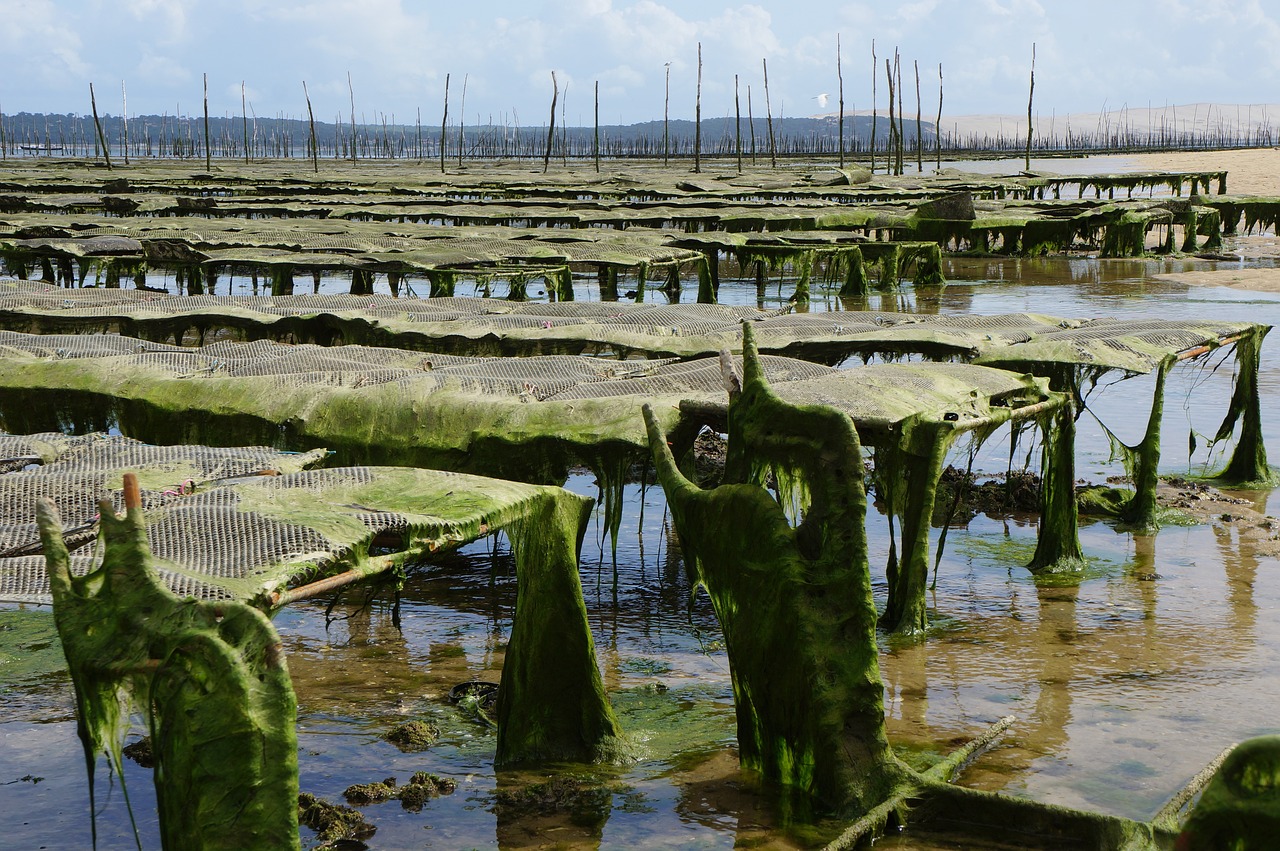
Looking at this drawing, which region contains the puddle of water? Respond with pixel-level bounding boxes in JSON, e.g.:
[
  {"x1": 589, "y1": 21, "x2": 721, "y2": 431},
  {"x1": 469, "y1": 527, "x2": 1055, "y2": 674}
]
[{"x1": 3, "y1": 250, "x2": 1280, "y2": 847}]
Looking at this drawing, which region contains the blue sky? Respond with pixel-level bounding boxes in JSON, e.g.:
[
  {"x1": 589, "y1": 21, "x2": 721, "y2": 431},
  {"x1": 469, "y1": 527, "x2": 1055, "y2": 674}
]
[{"x1": 2, "y1": 0, "x2": 1277, "y2": 125}]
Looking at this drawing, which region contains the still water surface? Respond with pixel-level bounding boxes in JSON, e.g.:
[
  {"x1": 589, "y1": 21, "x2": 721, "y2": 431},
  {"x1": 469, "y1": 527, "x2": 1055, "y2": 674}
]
[{"x1": 2, "y1": 244, "x2": 1279, "y2": 848}]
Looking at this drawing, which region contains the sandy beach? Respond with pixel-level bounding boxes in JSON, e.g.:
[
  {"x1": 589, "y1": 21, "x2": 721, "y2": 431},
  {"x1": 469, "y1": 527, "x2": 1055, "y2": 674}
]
[{"x1": 1126, "y1": 147, "x2": 1280, "y2": 196}]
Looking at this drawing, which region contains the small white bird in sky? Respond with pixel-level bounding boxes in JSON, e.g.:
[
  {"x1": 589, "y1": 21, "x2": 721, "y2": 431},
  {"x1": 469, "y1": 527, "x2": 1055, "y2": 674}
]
[{"x1": 813, "y1": 93, "x2": 830, "y2": 108}]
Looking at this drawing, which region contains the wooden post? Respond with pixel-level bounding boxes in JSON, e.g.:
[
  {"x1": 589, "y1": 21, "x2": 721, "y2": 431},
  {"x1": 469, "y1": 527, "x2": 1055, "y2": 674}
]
[
  {"x1": 241, "y1": 81, "x2": 250, "y2": 162},
  {"x1": 347, "y1": 71, "x2": 357, "y2": 163},
  {"x1": 763, "y1": 58, "x2": 777, "y2": 167},
  {"x1": 884, "y1": 58, "x2": 895, "y2": 175},
  {"x1": 458, "y1": 73, "x2": 467, "y2": 168},
  {"x1": 914, "y1": 60, "x2": 922, "y2": 173},
  {"x1": 663, "y1": 62, "x2": 671, "y2": 166},
  {"x1": 594, "y1": 80, "x2": 600, "y2": 173},
  {"x1": 440, "y1": 73, "x2": 449, "y2": 173},
  {"x1": 203, "y1": 72, "x2": 211, "y2": 171},
  {"x1": 748, "y1": 85, "x2": 756, "y2": 164},
  {"x1": 89, "y1": 83, "x2": 112, "y2": 169},
  {"x1": 734, "y1": 74, "x2": 743, "y2": 174},
  {"x1": 837, "y1": 34, "x2": 845, "y2": 168},
  {"x1": 870, "y1": 40, "x2": 877, "y2": 174},
  {"x1": 1026, "y1": 43, "x2": 1036, "y2": 171},
  {"x1": 542, "y1": 71, "x2": 558, "y2": 173},
  {"x1": 303, "y1": 81, "x2": 318, "y2": 174},
  {"x1": 121, "y1": 80, "x2": 130, "y2": 165},
  {"x1": 694, "y1": 43, "x2": 703, "y2": 173},
  {"x1": 936, "y1": 63, "x2": 943, "y2": 169}
]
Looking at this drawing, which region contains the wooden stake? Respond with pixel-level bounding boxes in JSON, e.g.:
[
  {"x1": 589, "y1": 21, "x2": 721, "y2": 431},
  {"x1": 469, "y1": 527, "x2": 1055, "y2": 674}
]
[
  {"x1": 542, "y1": 71, "x2": 558, "y2": 173},
  {"x1": 121, "y1": 80, "x2": 129, "y2": 165},
  {"x1": 763, "y1": 57, "x2": 777, "y2": 167},
  {"x1": 303, "y1": 81, "x2": 318, "y2": 174},
  {"x1": 914, "y1": 59, "x2": 922, "y2": 173},
  {"x1": 439, "y1": 73, "x2": 449, "y2": 173},
  {"x1": 458, "y1": 73, "x2": 467, "y2": 168},
  {"x1": 90, "y1": 83, "x2": 111, "y2": 169},
  {"x1": 734, "y1": 74, "x2": 742, "y2": 174},
  {"x1": 203, "y1": 72, "x2": 211, "y2": 171},
  {"x1": 594, "y1": 80, "x2": 600, "y2": 173},
  {"x1": 870, "y1": 40, "x2": 877, "y2": 174},
  {"x1": 347, "y1": 71, "x2": 356, "y2": 163},
  {"x1": 663, "y1": 62, "x2": 671, "y2": 166},
  {"x1": 936, "y1": 63, "x2": 943, "y2": 169},
  {"x1": 694, "y1": 43, "x2": 703, "y2": 173},
  {"x1": 837, "y1": 34, "x2": 845, "y2": 168},
  {"x1": 241, "y1": 81, "x2": 250, "y2": 162},
  {"x1": 1026, "y1": 43, "x2": 1036, "y2": 170}
]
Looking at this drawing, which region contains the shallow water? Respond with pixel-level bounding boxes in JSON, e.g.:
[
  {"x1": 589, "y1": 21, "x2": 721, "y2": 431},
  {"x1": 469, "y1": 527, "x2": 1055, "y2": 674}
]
[{"x1": 3, "y1": 242, "x2": 1280, "y2": 848}]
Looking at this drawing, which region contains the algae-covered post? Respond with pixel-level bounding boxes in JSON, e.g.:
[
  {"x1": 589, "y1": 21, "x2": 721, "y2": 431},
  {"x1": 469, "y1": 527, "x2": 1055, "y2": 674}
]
[
  {"x1": 37, "y1": 475, "x2": 300, "y2": 851},
  {"x1": 496, "y1": 488, "x2": 627, "y2": 765},
  {"x1": 641, "y1": 327, "x2": 911, "y2": 815}
]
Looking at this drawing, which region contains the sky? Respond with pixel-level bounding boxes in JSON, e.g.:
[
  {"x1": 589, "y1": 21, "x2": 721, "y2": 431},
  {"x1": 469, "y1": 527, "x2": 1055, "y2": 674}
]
[{"x1": 1, "y1": 0, "x2": 1278, "y2": 127}]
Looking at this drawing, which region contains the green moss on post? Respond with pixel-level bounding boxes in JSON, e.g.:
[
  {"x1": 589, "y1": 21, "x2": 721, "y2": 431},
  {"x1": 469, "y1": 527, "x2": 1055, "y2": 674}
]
[
  {"x1": 793, "y1": 250, "x2": 814, "y2": 303},
  {"x1": 1209, "y1": 328, "x2": 1277, "y2": 486},
  {"x1": 1029, "y1": 399, "x2": 1085, "y2": 572},
  {"x1": 1122, "y1": 356, "x2": 1173, "y2": 529},
  {"x1": 550, "y1": 266, "x2": 574, "y2": 302},
  {"x1": 270, "y1": 264, "x2": 294, "y2": 297},
  {"x1": 877, "y1": 244, "x2": 900, "y2": 291},
  {"x1": 1181, "y1": 209, "x2": 1199, "y2": 253},
  {"x1": 427, "y1": 269, "x2": 456, "y2": 298},
  {"x1": 36, "y1": 479, "x2": 299, "y2": 851},
  {"x1": 642, "y1": 326, "x2": 910, "y2": 815},
  {"x1": 696, "y1": 253, "x2": 716, "y2": 304},
  {"x1": 496, "y1": 489, "x2": 625, "y2": 765},
  {"x1": 910, "y1": 243, "x2": 946, "y2": 288},
  {"x1": 878, "y1": 426, "x2": 951, "y2": 634},
  {"x1": 838, "y1": 246, "x2": 868, "y2": 298}
]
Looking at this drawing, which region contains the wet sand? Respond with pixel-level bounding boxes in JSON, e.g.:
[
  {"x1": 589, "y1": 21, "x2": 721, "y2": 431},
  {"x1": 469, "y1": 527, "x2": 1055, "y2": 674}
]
[{"x1": 1127, "y1": 147, "x2": 1280, "y2": 196}]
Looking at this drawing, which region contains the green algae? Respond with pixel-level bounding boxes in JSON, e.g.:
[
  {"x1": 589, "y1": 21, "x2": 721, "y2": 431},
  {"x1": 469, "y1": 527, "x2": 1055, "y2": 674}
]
[
  {"x1": 497, "y1": 489, "x2": 627, "y2": 765},
  {"x1": 1176, "y1": 736, "x2": 1280, "y2": 850},
  {"x1": 1203, "y1": 328, "x2": 1277, "y2": 487},
  {"x1": 381, "y1": 720, "x2": 440, "y2": 752},
  {"x1": 37, "y1": 485, "x2": 299, "y2": 850},
  {"x1": 643, "y1": 325, "x2": 911, "y2": 815}
]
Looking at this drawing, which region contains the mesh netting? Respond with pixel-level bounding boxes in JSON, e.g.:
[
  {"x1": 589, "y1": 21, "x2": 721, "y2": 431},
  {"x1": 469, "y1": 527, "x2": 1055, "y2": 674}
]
[
  {"x1": 0, "y1": 454, "x2": 571, "y2": 605},
  {"x1": 0, "y1": 280, "x2": 1255, "y2": 370}
]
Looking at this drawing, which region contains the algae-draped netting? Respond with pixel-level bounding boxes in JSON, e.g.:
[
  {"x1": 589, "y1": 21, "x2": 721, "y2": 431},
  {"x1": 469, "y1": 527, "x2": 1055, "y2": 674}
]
[
  {"x1": 0, "y1": 328, "x2": 1055, "y2": 469},
  {"x1": 0, "y1": 435, "x2": 588, "y2": 607},
  {"x1": 0, "y1": 279, "x2": 1260, "y2": 369}
]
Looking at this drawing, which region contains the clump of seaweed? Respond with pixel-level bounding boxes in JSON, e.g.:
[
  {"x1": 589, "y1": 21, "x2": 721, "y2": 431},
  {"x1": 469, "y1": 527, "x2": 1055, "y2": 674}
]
[
  {"x1": 494, "y1": 776, "x2": 614, "y2": 828},
  {"x1": 381, "y1": 720, "x2": 440, "y2": 752},
  {"x1": 342, "y1": 773, "x2": 457, "y2": 812},
  {"x1": 298, "y1": 792, "x2": 377, "y2": 843}
]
